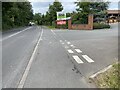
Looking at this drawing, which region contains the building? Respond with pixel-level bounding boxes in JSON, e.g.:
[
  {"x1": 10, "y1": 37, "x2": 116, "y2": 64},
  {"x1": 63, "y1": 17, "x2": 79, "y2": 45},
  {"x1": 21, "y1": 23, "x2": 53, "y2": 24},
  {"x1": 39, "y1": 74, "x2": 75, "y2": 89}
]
[{"x1": 107, "y1": 10, "x2": 120, "y2": 23}]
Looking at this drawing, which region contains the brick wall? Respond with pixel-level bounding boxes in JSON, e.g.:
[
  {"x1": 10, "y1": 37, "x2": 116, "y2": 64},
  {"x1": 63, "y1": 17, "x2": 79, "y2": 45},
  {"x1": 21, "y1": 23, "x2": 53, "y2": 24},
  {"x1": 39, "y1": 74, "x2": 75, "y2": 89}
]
[{"x1": 68, "y1": 15, "x2": 93, "y2": 30}]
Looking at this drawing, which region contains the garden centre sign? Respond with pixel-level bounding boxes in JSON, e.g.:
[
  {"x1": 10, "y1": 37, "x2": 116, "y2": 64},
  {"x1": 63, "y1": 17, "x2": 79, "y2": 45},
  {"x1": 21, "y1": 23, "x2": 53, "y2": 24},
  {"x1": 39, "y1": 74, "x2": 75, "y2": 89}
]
[
  {"x1": 57, "y1": 11, "x2": 66, "y2": 20},
  {"x1": 57, "y1": 20, "x2": 66, "y2": 25}
]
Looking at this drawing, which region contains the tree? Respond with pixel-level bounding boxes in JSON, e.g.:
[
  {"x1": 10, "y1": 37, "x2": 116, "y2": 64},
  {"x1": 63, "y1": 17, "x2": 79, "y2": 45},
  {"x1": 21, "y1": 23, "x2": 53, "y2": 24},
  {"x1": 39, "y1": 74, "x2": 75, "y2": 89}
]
[
  {"x1": 74, "y1": 1, "x2": 109, "y2": 24},
  {"x1": 33, "y1": 13, "x2": 42, "y2": 25},
  {"x1": 48, "y1": 0, "x2": 63, "y2": 25},
  {"x1": 75, "y1": 1, "x2": 109, "y2": 14},
  {"x1": 2, "y1": 1, "x2": 33, "y2": 30}
]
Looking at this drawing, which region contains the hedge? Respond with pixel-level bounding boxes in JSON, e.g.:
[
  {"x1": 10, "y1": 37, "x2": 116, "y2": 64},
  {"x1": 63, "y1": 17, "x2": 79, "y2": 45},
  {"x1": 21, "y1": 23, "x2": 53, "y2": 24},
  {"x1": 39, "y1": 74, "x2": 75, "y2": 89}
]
[{"x1": 93, "y1": 23, "x2": 110, "y2": 29}]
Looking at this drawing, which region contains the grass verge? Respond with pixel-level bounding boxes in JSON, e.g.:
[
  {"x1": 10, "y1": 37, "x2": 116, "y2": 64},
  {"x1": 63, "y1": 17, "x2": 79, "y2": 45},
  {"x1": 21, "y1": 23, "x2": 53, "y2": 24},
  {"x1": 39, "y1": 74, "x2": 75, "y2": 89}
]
[
  {"x1": 92, "y1": 62, "x2": 120, "y2": 88},
  {"x1": 47, "y1": 26, "x2": 55, "y2": 29}
]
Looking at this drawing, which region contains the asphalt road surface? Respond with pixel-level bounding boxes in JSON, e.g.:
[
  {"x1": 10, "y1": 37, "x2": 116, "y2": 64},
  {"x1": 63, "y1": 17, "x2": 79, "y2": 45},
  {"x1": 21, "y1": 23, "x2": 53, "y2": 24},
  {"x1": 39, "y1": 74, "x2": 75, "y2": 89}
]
[
  {"x1": 2, "y1": 26, "x2": 42, "y2": 88},
  {"x1": 2, "y1": 23, "x2": 118, "y2": 88}
]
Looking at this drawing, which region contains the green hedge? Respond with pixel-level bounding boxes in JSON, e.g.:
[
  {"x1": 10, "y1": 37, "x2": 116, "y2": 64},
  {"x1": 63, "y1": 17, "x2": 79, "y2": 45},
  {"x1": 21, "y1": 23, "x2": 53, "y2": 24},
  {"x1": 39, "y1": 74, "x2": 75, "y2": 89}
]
[{"x1": 93, "y1": 23, "x2": 110, "y2": 29}]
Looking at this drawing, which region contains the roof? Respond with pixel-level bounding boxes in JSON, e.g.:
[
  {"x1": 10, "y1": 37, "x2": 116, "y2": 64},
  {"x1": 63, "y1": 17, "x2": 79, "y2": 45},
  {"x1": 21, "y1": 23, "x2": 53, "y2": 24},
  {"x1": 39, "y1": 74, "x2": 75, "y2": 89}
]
[{"x1": 107, "y1": 10, "x2": 120, "y2": 14}]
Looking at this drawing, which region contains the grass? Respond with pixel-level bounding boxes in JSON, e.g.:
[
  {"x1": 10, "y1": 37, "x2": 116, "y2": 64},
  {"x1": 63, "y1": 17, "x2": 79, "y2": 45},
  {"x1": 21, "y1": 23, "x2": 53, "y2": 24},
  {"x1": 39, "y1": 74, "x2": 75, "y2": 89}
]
[
  {"x1": 93, "y1": 23, "x2": 110, "y2": 29},
  {"x1": 93, "y1": 62, "x2": 120, "y2": 88},
  {"x1": 47, "y1": 25, "x2": 55, "y2": 29}
]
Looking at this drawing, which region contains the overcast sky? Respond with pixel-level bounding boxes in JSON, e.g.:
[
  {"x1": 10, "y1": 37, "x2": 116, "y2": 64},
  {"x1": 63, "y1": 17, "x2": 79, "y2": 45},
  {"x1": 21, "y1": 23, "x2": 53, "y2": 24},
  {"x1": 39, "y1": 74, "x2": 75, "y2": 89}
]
[{"x1": 29, "y1": 0, "x2": 120, "y2": 14}]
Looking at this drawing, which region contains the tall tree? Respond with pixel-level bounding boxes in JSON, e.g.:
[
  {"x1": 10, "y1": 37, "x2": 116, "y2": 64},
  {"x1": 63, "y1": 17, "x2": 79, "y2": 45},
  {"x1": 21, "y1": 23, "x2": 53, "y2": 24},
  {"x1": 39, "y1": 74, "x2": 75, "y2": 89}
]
[
  {"x1": 74, "y1": 1, "x2": 109, "y2": 24},
  {"x1": 75, "y1": 1, "x2": 109, "y2": 15},
  {"x1": 48, "y1": 0, "x2": 63, "y2": 25},
  {"x1": 2, "y1": 1, "x2": 33, "y2": 30},
  {"x1": 33, "y1": 13, "x2": 42, "y2": 25}
]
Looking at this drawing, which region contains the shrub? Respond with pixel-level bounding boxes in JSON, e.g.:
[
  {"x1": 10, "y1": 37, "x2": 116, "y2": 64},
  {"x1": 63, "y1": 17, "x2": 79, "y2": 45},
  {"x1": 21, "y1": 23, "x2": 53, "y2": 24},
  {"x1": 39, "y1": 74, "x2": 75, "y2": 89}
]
[{"x1": 93, "y1": 23, "x2": 110, "y2": 29}]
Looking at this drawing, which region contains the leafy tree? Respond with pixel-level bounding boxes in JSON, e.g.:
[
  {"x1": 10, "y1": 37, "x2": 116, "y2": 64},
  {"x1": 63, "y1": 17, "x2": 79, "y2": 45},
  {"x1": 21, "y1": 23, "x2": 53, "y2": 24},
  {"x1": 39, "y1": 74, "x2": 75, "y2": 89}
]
[
  {"x1": 2, "y1": 1, "x2": 33, "y2": 30},
  {"x1": 74, "y1": 1, "x2": 109, "y2": 24},
  {"x1": 33, "y1": 13, "x2": 42, "y2": 25},
  {"x1": 48, "y1": 0, "x2": 63, "y2": 25}
]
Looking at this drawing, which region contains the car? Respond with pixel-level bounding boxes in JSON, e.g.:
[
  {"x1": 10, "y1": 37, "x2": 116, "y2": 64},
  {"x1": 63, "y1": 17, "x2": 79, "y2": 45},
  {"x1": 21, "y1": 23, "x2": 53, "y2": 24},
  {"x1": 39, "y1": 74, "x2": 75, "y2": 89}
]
[{"x1": 28, "y1": 22, "x2": 35, "y2": 26}]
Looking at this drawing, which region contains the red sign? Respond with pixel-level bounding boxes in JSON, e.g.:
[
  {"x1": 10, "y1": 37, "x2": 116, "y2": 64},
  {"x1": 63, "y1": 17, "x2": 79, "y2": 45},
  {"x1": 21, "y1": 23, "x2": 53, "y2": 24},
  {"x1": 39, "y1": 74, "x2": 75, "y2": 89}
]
[{"x1": 57, "y1": 20, "x2": 66, "y2": 25}]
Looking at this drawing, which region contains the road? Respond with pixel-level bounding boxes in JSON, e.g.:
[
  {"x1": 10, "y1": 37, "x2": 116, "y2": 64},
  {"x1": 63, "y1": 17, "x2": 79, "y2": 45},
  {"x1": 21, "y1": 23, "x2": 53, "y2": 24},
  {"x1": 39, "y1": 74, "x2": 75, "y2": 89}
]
[
  {"x1": 2, "y1": 23, "x2": 118, "y2": 88},
  {"x1": 2, "y1": 26, "x2": 42, "y2": 88}
]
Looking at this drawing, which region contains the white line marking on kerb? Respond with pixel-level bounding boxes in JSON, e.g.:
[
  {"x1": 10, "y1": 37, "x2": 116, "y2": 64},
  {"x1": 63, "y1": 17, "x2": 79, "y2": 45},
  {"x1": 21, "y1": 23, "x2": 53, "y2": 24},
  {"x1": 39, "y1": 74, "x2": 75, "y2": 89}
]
[
  {"x1": 75, "y1": 49, "x2": 82, "y2": 53},
  {"x1": 72, "y1": 55, "x2": 84, "y2": 64},
  {"x1": 82, "y1": 55, "x2": 94, "y2": 63},
  {"x1": 67, "y1": 49, "x2": 74, "y2": 53},
  {"x1": 17, "y1": 29, "x2": 43, "y2": 88},
  {"x1": 3, "y1": 27, "x2": 32, "y2": 41},
  {"x1": 67, "y1": 42, "x2": 71, "y2": 44}
]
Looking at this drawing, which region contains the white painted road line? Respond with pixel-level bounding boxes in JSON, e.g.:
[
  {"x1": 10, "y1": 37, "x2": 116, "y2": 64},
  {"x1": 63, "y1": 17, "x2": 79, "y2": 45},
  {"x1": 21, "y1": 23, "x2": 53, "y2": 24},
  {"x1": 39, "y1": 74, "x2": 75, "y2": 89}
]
[
  {"x1": 70, "y1": 45, "x2": 75, "y2": 48},
  {"x1": 59, "y1": 40, "x2": 62, "y2": 43},
  {"x1": 67, "y1": 42, "x2": 71, "y2": 44},
  {"x1": 51, "y1": 29, "x2": 56, "y2": 35},
  {"x1": 82, "y1": 55, "x2": 94, "y2": 63},
  {"x1": 75, "y1": 49, "x2": 82, "y2": 53},
  {"x1": 2, "y1": 27, "x2": 32, "y2": 41},
  {"x1": 65, "y1": 45, "x2": 69, "y2": 49},
  {"x1": 67, "y1": 49, "x2": 74, "y2": 53},
  {"x1": 17, "y1": 29, "x2": 43, "y2": 88},
  {"x1": 72, "y1": 55, "x2": 84, "y2": 64},
  {"x1": 62, "y1": 43, "x2": 64, "y2": 44}
]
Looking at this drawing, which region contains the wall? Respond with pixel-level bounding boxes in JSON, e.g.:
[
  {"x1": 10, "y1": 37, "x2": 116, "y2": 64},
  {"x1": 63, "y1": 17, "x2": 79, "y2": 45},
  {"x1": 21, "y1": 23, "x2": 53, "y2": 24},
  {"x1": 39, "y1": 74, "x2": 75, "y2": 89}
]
[{"x1": 68, "y1": 15, "x2": 93, "y2": 30}]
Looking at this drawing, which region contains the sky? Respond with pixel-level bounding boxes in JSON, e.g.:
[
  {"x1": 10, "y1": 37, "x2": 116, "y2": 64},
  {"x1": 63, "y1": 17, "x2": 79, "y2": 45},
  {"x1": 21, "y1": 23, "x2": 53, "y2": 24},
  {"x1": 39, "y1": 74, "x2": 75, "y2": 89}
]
[{"x1": 29, "y1": 0, "x2": 120, "y2": 14}]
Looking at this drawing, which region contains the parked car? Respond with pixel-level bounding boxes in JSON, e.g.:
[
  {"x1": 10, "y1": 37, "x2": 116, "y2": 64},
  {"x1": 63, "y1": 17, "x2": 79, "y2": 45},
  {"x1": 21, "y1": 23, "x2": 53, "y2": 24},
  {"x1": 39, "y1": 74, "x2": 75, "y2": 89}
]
[{"x1": 28, "y1": 22, "x2": 35, "y2": 26}]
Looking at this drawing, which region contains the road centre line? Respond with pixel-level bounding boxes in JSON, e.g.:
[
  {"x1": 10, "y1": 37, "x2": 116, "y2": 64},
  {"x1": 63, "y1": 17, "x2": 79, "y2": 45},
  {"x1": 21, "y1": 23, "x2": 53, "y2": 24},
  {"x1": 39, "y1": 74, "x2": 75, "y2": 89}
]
[
  {"x1": 82, "y1": 55, "x2": 94, "y2": 63},
  {"x1": 17, "y1": 28, "x2": 43, "y2": 88},
  {"x1": 2, "y1": 27, "x2": 32, "y2": 41},
  {"x1": 67, "y1": 49, "x2": 74, "y2": 53},
  {"x1": 72, "y1": 55, "x2": 84, "y2": 64},
  {"x1": 75, "y1": 49, "x2": 82, "y2": 53}
]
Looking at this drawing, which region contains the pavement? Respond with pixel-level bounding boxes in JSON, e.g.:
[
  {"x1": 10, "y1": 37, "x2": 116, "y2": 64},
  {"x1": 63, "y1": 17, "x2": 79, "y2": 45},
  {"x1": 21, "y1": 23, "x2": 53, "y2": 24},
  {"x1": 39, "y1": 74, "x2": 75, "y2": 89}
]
[{"x1": 2, "y1": 23, "x2": 118, "y2": 88}]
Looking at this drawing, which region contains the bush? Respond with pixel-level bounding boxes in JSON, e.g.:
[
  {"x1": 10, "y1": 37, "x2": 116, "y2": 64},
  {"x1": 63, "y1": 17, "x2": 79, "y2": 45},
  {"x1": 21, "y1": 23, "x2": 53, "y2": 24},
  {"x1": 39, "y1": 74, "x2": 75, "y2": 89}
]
[{"x1": 93, "y1": 23, "x2": 110, "y2": 29}]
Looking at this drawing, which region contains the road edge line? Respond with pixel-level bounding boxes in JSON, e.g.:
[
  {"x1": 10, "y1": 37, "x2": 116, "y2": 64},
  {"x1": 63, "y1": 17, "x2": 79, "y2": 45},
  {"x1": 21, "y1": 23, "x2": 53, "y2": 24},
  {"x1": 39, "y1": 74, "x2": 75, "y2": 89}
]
[
  {"x1": 17, "y1": 27, "x2": 43, "y2": 88},
  {"x1": 2, "y1": 27, "x2": 32, "y2": 41}
]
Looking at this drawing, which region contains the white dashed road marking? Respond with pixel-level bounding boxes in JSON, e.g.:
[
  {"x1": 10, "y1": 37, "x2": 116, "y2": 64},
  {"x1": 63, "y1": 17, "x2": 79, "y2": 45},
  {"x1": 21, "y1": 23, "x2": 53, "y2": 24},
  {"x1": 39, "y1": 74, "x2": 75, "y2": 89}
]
[
  {"x1": 82, "y1": 55, "x2": 94, "y2": 63},
  {"x1": 62, "y1": 43, "x2": 64, "y2": 44},
  {"x1": 70, "y1": 45, "x2": 75, "y2": 48},
  {"x1": 75, "y1": 49, "x2": 82, "y2": 53},
  {"x1": 67, "y1": 49, "x2": 74, "y2": 53},
  {"x1": 67, "y1": 42, "x2": 71, "y2": 44},
  {"x1": 65, "y1": 46, "x2": 69, "y2": 49},
  {"x1": 72, "y1": 55, "x2": 84, "y2": 64},
  {"x1": 60, "y1": 40, "x2": 62, "y2": 42}
]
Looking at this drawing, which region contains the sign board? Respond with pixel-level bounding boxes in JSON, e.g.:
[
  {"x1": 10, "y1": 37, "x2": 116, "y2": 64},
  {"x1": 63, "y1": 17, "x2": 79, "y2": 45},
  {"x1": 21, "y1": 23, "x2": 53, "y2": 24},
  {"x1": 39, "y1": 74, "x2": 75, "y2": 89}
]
[
  {"x1": 57, "y1": 20, "x2": 66, "y2": 25},
  {"x1": 57, "y1": 12, "x2": 66, "y2": 20}
]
